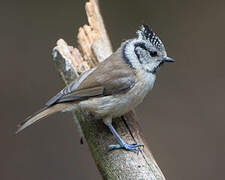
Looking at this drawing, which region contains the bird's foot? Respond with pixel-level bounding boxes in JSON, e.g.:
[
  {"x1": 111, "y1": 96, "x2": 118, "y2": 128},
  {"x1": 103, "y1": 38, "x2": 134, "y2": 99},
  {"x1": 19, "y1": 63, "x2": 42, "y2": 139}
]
[{"x1": 107, "y1": 142, "x2": 144, "y2": 151}]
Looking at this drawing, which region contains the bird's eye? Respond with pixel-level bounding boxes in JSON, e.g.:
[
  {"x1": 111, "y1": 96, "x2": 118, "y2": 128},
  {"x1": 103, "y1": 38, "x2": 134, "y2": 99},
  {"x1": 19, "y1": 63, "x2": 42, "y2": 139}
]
[{"x1": 150, "y1": 51, "x2": 157, "y2": 57}]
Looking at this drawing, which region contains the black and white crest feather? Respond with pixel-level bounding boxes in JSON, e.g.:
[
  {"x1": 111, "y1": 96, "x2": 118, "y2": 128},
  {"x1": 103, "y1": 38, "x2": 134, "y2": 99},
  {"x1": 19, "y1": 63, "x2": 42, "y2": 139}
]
[{"x1": 137, "y1": 24, "x2": 164, "y2": 50}]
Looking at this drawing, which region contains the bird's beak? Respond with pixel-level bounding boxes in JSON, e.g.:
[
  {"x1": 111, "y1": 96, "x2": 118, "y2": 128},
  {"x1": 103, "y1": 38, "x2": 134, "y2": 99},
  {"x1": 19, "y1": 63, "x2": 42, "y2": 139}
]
[{"x1": 163, "y1": 56, "x2": 175, "y2": 63}]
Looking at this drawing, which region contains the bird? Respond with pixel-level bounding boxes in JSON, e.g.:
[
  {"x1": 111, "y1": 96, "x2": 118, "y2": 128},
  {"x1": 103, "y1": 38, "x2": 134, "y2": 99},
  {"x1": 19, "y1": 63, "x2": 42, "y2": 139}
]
[{"x1": 16, "y1": 24, "x2": 175, "y2": 151}]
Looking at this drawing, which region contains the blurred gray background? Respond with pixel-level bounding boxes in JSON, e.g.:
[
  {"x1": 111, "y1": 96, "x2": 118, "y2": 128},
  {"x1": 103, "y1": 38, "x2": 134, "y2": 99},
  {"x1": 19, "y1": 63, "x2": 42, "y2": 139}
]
[{"x1": 1, "y1": 0, "x2": 225, "y2": 179}]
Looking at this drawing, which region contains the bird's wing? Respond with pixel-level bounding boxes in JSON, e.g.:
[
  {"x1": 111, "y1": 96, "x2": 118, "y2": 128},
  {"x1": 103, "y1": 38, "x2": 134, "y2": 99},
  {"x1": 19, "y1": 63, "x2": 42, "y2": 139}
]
[
  {"x1": 45, "y1": 68, "x2": 98, "y2": 106},
  {"x1": 16, "y1": 49, "x2": 136, "y2": 133},
  {"x1": 46, "y1": 49, "x2": 136, "y2": 106}
]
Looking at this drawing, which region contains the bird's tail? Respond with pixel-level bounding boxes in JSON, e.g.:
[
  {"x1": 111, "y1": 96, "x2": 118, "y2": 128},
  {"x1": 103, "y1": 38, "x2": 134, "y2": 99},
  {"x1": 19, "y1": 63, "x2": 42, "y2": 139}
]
[{"x1": 15, "y1": 103, "x2": 67, "y2": 134}]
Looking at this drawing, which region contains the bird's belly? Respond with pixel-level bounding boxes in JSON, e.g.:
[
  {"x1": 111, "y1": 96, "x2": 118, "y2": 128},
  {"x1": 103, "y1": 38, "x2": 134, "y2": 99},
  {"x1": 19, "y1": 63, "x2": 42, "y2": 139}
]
[{"x1": 79, "y1": 73, "x2": 155, "y2": 117}]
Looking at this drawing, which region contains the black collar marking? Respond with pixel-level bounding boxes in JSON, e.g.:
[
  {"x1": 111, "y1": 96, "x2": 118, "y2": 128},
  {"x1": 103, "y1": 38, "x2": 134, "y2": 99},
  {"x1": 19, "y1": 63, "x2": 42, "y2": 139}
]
[{"x1": 122, "y1": 41, "x2": 135, "y2": 69}]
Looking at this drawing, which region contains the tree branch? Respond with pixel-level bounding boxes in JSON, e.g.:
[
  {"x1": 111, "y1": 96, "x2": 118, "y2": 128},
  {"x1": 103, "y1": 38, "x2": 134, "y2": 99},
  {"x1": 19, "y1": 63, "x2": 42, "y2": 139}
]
[{"x1": 52, "y1": 0, "x2": 165, "y2": 179}]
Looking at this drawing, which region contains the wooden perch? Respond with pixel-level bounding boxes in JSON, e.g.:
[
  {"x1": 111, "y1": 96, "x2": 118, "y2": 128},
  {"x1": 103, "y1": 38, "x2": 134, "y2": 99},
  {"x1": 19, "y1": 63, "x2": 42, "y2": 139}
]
[{"x1": 52, "y1": 0, "x2": 165, "y2": 179}]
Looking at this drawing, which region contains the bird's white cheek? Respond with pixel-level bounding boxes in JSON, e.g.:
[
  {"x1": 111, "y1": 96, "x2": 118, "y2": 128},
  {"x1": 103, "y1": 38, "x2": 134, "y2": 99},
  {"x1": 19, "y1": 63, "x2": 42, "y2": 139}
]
[{"x1": 144, "y1": 62, "x2": 155, "y2": 71}]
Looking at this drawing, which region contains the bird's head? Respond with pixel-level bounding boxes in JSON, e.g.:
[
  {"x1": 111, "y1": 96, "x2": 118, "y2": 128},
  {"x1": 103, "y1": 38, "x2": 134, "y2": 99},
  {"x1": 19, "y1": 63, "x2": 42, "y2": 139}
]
[{"x1": 122, "y1": 24, "x2": 175, "y2": 73}]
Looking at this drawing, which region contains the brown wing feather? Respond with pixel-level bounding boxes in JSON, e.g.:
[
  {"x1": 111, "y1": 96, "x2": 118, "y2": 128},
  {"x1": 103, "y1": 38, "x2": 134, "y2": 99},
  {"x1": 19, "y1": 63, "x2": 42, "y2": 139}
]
[
  {"x1": 56, "y1": 86, "x2": 104, "y2": 103},
  {"x1": 45, "y1": 68, "x2": 96, "y2": 106},
  {"x1": 46, "y1": 48, "x2": 136, "y2": 106}
]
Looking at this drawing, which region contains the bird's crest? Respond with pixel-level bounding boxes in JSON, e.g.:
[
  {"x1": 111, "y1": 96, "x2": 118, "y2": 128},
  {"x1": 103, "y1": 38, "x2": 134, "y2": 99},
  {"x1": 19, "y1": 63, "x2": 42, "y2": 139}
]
[{"x1": 137, "y1": 24, "x2": 164, "y2": 50}]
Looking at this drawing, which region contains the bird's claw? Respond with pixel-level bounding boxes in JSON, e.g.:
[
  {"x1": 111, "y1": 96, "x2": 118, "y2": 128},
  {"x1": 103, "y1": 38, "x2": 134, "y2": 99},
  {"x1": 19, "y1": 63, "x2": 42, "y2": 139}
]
[{"x1": 107, "y1": 142, "x2": 144, "y2": 151}]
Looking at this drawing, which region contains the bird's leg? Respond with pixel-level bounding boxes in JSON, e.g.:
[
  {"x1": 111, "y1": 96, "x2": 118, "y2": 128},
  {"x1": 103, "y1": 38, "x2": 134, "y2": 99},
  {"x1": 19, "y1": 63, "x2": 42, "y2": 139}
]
[{"x1": 103, "y1": 117, "x2": 144, "y2": 151}]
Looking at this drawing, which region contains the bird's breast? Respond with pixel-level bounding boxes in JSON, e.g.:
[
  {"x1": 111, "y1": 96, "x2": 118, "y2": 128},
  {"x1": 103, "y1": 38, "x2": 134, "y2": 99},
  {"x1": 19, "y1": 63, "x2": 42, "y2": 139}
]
[{"x1": 125, "y1": 70, "x2": 156, "y2": 107}]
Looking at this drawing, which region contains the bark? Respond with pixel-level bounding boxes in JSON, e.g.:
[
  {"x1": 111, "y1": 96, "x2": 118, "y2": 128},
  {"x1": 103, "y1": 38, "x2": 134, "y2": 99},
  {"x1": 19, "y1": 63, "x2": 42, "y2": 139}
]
[{"x1": 52, "y1": 0, "x2": 166, "y2": 179}]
